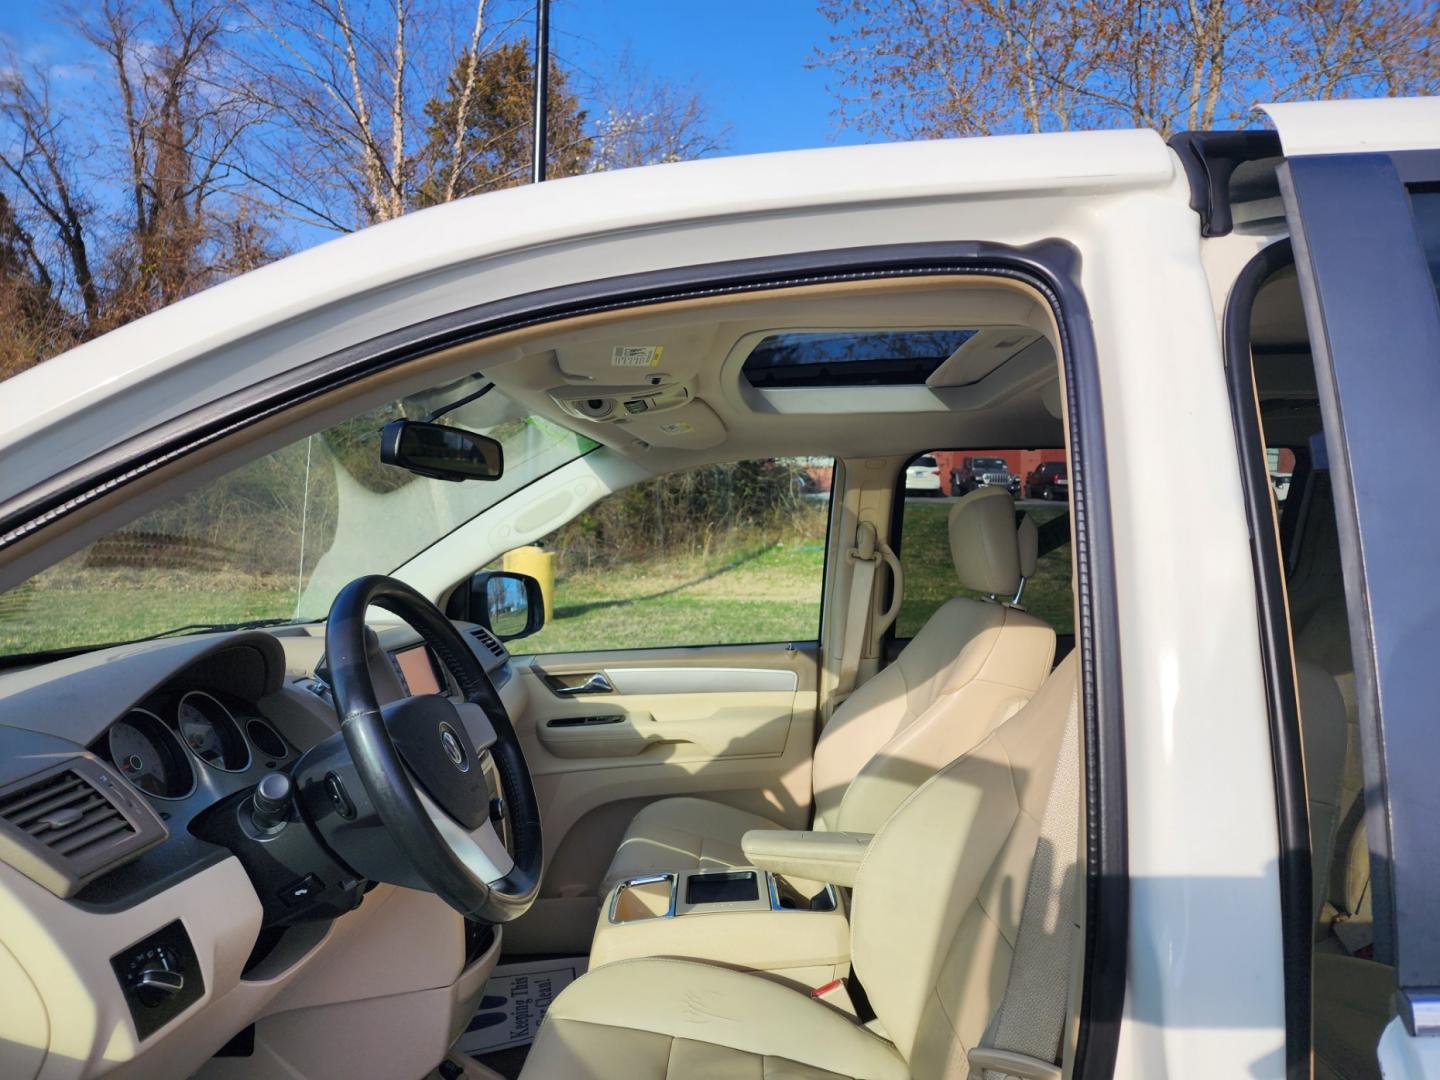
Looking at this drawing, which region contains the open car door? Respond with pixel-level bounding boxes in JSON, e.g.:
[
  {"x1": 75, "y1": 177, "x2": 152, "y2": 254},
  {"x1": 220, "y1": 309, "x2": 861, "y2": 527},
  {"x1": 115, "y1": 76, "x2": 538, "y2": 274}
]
[{"x1": 1267, "y1": 98, "x2": 1440, "y2": 1075}]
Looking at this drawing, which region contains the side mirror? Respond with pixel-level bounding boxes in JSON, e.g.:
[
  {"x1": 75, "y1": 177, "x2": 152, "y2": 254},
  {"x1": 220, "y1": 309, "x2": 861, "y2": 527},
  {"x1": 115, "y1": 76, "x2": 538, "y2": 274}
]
[
  {"x1": 380, "y1": 419, "x2": 503, "y2": 482},
  {"x1": 468, "y1": 571, "x2": 545, "y2": 642}
]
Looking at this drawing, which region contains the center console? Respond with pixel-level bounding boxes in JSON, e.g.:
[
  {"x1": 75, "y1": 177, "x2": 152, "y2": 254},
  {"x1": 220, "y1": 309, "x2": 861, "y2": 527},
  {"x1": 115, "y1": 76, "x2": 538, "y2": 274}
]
[{"x1": 592, "y1": 868, "x2": 850, "y2": 994}]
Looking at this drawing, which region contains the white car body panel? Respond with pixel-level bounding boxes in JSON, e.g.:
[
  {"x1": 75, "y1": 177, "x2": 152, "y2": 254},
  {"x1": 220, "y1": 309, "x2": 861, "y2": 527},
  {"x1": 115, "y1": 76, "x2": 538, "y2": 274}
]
[
  {"x1": 0, "y1": 125, "x2": 1289, "y2": 1079},
  {"x1": 9, "y1": 97, "x2": 1440, "y2": 1076},
  {"x1": 1260, "y1": 96, "x2": 1440, "y2": 156},
  {"x1": 0, "y1": 129, "x2": 1173, "y2": 505}
]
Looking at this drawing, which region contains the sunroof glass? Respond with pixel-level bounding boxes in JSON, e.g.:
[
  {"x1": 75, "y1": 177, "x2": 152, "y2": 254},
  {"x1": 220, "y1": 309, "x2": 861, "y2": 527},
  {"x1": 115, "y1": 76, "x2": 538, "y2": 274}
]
[{"x1": 741, "y1": 329, "x2": 978, "y2": 388}]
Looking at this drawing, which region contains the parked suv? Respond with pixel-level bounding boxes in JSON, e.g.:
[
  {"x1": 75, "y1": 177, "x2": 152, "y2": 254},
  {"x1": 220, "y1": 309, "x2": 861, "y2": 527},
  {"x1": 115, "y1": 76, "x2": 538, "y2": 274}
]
[
  {"x1": 904, "y1": 454, "x2": 942, "y2": 495},
  {"x1": 1026, "y1": 461, "x2": 1068, "y2": 500},
  {"x1": 952, "y1": 456, "x2": 1020, "y2": 496}
]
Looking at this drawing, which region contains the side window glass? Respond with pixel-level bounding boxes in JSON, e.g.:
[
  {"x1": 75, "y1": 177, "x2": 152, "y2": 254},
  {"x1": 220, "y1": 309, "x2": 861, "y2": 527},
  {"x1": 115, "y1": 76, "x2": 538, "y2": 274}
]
[
  {"x1": 896, "y1": 449, "x2": 1073, "y2": 637},
  {"x1": 504, "y1": 458, "x2": 833, "y2": 654}
]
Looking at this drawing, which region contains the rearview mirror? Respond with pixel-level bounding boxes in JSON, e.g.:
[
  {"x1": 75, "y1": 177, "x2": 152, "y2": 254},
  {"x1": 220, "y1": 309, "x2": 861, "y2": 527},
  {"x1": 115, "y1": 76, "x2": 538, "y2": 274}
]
[
  {"x1": 379, "y1": 419, "x2": 503, "y2": 482},
  {"x1": 469, "y1": 571, "x2": 545, "y2": 642}
]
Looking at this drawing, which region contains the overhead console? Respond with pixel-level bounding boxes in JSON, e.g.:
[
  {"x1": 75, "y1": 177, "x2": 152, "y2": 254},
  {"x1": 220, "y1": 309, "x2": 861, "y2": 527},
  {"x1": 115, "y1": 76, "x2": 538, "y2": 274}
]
[
  {"x1": 550, "y1": 378, "x2": 691, "y2": 423},
  {"x1": 539, "y1": 331, "x2": 730, "y2": 450}
]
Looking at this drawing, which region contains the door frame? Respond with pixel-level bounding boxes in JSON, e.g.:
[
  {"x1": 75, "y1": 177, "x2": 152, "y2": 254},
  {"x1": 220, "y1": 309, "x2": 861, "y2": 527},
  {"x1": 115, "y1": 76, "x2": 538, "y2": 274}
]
[
  {"x1": 0, "y1": 239, "x2": 1128, "y2": 1076},
  {"x1": 1279, "y1": 149, "x2": 1440, "y2": 1035}
]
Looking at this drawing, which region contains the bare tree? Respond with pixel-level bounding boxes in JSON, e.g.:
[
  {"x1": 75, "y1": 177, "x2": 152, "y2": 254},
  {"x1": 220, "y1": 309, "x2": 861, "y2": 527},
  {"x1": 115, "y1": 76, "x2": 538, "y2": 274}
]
[
  {"x1": 815, "y1": 0, "x2": 1440, "y2": 138},
  {"x1": 79, "y1": 0, "x2": 262, "y2": 317},
  {"x1": 0, "y1": 0, "x2": 264, "y2": 354},
  {"x1": 588, "y1": 51, "x2": 729, "y2": 171},
  {"x1": 0, "y1": 64, "x2": 101, "y2": 326},
  {"x1": 230, "y1": 0, "x2": 524, "y2": 230},
  {"x1": 0, "y1": 0, "x2": 726, "y2": 378}
]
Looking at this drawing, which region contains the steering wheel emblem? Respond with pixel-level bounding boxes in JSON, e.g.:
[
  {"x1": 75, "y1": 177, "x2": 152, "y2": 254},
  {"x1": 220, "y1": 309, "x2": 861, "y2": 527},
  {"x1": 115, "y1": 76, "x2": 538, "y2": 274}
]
[{"x1": 438, "y1": 723, "x2": 469, "y2": 771}]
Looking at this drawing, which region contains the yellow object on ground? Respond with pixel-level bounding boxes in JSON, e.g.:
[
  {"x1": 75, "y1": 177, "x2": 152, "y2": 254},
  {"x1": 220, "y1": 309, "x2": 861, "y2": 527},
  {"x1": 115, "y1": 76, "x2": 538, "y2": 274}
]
[{"x1": 503, "y1": 546, "x2": 555, "y2": 623}]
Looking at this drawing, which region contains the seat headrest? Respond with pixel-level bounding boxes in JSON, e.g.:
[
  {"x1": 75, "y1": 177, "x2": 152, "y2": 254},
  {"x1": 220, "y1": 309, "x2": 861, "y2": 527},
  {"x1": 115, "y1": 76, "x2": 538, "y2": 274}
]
[
  {"x1": 1017, "y1": 513, "x2": 1038, "y2": 580},
  {"x1": 948, "y1": 487, "x2": 1022, "y2": 595}
]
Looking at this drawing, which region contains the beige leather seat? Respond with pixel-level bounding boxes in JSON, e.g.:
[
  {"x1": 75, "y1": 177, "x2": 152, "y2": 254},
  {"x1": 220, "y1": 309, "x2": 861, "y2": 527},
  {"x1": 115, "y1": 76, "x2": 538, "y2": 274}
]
[
  {"x1": 602, "y1": 488, "x2": 1057, "y2": 891},
  {"x1": 1289, "y1": 485, "x2": 1392, "y2": 1078},
  {"x1": 1300, "y1": 652, "x2": 1393, "y2": 1080},
  {"x1": 523, "y1": 655, "x2": 1080, "y2": 1079}
]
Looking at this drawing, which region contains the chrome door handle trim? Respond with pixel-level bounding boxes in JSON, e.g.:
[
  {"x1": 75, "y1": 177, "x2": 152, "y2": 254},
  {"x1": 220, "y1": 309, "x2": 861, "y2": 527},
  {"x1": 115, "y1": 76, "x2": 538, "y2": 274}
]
[{"x1": 555, "y1": 672, "x2": 614, "y2": 696}]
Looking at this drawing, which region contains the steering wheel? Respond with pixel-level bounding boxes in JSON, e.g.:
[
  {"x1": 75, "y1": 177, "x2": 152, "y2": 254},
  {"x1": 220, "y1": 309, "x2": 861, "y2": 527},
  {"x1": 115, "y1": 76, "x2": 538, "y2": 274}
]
[{"x1": 324, "y1": 574, "x2": 542, "y2": 922}]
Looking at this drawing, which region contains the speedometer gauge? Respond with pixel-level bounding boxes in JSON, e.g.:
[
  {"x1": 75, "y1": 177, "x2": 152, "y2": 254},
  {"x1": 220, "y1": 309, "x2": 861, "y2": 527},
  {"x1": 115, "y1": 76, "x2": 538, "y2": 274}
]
[
  {"x1": 177, "y1": 691, "x2": 250, "y2": 771},
  {"x1": 108, "y1": 709, "x2": 194, "y2": 799}
]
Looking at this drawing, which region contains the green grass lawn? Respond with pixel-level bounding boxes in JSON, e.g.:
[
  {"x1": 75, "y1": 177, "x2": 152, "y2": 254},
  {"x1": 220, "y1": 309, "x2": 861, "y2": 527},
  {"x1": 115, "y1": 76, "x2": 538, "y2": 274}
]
[
  {"x1": 519, "y1": 537, "x2": 828, "y2": 654},
  {"x1": 0, "y1": 505, "x2": 1074, "y2": 657},
  {"x1": 0, "y1": 565, "x2": 298, "y2": 654},
  {"x1": 523, "y1": 501, "x2": 1073, "y2": 654},
  {"x1": 895, "y1": 501, "x2": 1074, "y2": 638}
]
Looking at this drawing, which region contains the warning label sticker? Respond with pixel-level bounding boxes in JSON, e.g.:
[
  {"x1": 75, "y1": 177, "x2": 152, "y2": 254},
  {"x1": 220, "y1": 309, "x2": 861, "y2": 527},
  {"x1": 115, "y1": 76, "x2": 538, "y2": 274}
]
[{"x1": 612, "y1": 345, "x2": 663, "y2": 368}]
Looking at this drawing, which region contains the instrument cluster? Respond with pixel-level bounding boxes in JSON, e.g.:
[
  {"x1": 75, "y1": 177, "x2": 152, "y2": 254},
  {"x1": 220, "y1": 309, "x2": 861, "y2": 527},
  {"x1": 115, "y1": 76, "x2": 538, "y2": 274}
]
[{"x1": 102, "y1": 691, "x2": 293, "y2": 803}]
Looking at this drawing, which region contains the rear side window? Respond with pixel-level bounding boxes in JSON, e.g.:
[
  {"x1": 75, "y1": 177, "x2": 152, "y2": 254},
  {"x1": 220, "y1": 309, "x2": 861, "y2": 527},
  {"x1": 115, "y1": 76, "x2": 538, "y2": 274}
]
[{"x1": 894, "y1": 449, "x2": 1073, "y2": 638}]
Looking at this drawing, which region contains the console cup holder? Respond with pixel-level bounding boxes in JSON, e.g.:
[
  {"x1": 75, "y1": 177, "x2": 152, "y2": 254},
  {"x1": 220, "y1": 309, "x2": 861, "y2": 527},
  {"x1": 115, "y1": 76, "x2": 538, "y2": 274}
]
[
  {"x1": 609, "y1": 868, "x2": 840, "y2": 923},
  {"x1": 610, "y1": 873, "x2": 676, "y2": 923},
  {"x1": 769, "y1": 873, "x2": 839, "y2": 912}
]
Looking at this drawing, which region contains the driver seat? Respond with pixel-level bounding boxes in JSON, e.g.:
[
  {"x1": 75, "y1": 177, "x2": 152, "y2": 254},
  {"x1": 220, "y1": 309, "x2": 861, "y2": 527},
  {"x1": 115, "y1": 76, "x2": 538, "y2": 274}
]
[{"x1": 521, "y1": 653, "x2": 1081, "y2": 1079}]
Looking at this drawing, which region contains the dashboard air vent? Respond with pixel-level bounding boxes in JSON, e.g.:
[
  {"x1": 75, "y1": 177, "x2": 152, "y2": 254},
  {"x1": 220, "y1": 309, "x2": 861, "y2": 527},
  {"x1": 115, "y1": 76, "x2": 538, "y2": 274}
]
[
  {"x1": 0, "y1": 758, "x2": 168, "y2": 898},
  {"x1": 469, "y1": 626, "x2": 506, "y2": 660},
  {"x1": 0, "y1": 768, "x2": 134, "y2": 857}
]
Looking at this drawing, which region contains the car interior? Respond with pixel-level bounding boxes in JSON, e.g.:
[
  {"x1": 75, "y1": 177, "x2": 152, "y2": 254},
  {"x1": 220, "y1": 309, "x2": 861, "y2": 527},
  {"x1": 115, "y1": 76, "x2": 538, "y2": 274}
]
[
  {"x1": 0, "y1": 259, "x2": 1375, "y2": 1079},
  {"x1": 1248, "y1": 264, "x2": 1395, "y2": 1080}
]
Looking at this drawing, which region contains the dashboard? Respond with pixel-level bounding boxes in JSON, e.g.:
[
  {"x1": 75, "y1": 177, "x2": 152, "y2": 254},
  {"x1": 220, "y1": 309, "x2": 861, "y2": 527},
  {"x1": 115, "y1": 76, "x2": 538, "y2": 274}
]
[{"x1": 0, "y1": 618, "x2": 522, "y2": 1080}]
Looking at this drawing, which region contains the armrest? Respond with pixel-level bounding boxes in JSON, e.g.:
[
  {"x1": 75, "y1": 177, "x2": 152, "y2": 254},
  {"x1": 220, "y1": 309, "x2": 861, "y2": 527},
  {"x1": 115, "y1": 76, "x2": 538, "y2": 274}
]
[{"x1": 741, "y1": 830, "x2": 872, "y2": 887}]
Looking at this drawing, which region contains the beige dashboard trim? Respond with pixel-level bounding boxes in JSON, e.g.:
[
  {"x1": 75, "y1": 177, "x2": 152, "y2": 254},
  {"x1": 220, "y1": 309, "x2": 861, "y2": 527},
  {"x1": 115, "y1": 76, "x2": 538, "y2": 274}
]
[
  {"x1": 0, "y1": 856, "x2": 263, "y2": 1079},
  {"x1": 0, "y1": 852, "x2": 493, "y2": 1080}
]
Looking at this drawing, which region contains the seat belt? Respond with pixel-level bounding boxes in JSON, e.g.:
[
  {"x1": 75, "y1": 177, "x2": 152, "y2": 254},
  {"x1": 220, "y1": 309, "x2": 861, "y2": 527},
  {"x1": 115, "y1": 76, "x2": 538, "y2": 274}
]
[
  {"x1": 970, "y1": 689, "x2": 1081, "y2": 1080},
  {"x1": 830, "y1": 520, "x2": 901, "y2": 718}
]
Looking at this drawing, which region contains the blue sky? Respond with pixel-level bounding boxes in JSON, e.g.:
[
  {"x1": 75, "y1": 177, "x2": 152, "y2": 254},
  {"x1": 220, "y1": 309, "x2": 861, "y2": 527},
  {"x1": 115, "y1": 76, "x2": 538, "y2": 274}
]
[
  {"x1": 0, "y1": 0, "x2": 866, "y2": 158},
  {"x1": 551, "y1": 0, "x2": 866, "y2": 154}
]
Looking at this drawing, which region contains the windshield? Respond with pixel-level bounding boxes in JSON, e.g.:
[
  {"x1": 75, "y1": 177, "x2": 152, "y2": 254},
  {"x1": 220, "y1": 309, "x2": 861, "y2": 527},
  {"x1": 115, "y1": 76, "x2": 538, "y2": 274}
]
[
  {"x1": 0, "y1": 375, "x2": 596, "y2": 657},
  {"x1": 975, "y1": 458, "x2": 1007, "y2": 470}
]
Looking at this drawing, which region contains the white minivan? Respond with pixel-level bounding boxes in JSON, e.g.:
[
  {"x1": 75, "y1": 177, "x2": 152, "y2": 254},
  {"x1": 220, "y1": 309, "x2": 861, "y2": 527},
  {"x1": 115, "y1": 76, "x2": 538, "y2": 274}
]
[{"x1": 0, "y1": 97, "x2": 1438, "y2": 1080}]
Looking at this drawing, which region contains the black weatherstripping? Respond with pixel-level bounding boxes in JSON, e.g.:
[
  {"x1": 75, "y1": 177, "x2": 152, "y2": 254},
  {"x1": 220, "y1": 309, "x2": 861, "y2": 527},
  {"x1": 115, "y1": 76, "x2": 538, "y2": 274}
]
[
  {"x1": 1168, "y1": 130, "x2": 1283, "y2": 237},
  {"x1": 0, "y1": 241, "x2": 1128, "y2": 1076},
  {"x1": 1222, "y1": 237, "x2": 1312, "y2": 1079}
]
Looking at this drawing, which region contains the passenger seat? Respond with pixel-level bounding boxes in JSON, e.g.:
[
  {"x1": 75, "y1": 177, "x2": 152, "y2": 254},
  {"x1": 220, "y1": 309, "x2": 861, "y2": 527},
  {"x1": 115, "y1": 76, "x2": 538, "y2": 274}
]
[
  {"x1": 1290, "y1": 475, "x2": 1393, "y2": 1079},
  {"x1": 601, "y1": 487, "x2": 1057, "y2": 892}
]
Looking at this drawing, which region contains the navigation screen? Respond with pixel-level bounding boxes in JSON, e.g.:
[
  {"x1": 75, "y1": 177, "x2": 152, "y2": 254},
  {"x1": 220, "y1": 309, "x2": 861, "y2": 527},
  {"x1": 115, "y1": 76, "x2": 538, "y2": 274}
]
[{"x1": 395, "y1": 646, "x2": 441, "y2": 696}]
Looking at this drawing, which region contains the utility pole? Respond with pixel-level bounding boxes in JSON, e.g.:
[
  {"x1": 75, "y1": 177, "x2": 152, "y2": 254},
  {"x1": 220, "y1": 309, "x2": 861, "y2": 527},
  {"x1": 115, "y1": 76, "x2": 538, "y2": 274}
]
[{"x1": 531, "y1": 0, "x2": 550, "y2": 183}]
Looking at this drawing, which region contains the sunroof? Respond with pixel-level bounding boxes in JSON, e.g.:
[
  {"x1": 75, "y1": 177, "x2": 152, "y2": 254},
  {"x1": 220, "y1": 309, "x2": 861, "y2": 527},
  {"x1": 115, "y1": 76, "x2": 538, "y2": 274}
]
[{"x1": 741, "y1": 329, "x2": 978, "y2": 389}]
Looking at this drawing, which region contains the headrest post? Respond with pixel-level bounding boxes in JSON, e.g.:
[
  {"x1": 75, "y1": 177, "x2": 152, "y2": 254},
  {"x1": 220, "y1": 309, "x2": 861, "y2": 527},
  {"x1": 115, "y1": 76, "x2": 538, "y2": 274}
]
[{"x1": 1012, "y1": 576, "x2": 1028, "y2": 608}]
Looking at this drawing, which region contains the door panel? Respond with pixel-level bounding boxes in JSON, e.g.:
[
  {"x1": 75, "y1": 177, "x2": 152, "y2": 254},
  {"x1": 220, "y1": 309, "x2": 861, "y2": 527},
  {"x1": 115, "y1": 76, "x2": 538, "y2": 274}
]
[
  {"x1": 1277, "y1": 142, "x2": 1440, "y2": 1056},
  {"x1": 504, "y1": 642, "x2": 818, "y2": 955}
]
